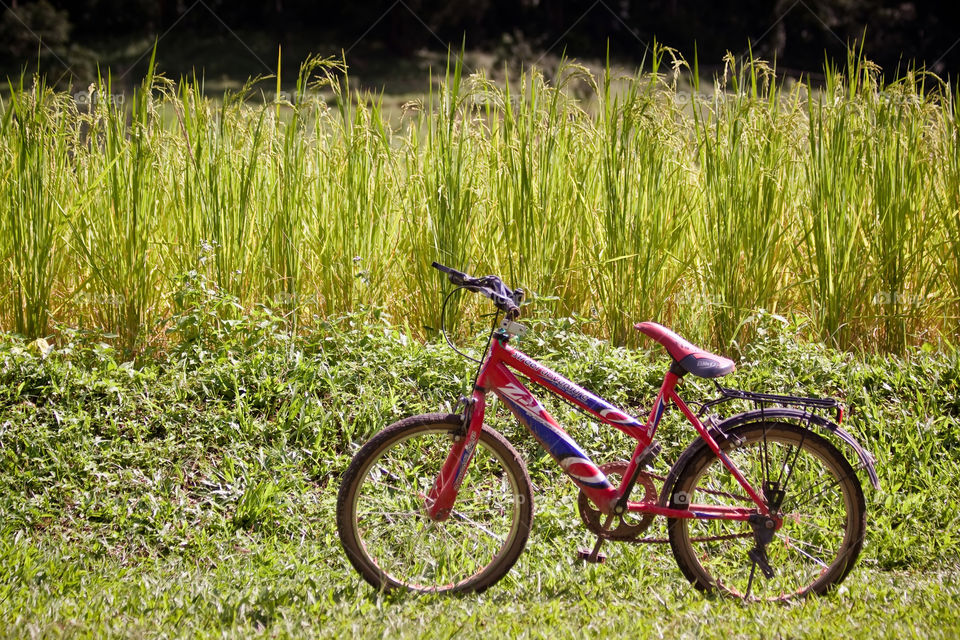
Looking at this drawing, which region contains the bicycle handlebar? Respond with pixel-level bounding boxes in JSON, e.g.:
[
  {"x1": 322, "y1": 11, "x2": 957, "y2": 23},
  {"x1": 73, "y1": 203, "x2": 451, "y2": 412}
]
[{"x1": 431, "y1": 261, "x2": 523, "y2": 317}]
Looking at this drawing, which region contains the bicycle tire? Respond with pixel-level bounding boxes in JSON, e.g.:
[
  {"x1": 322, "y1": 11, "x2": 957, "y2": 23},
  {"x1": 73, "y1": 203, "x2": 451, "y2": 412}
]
[
  {"x1": 336, "y1": 413, "x2": 534, "y2": 593},
  {"x1": 665, "y1": 421, "x2": 866, "y2": 600}
]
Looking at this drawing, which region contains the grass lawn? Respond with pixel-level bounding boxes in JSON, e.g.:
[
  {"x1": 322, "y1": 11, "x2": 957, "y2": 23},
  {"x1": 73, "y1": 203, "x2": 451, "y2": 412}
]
[
  {"x1": 4, "y1": 504, "x2": 959, "y2": 638},
  {"x1": 1, "y1": 304, "x2": 958, "y2": 637}
]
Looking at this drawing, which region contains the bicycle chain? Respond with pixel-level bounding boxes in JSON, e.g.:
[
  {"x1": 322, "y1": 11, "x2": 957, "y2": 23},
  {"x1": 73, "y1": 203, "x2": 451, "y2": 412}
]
[{"x1": 603, "y1": 530, "x2": 753, "y2": 545}]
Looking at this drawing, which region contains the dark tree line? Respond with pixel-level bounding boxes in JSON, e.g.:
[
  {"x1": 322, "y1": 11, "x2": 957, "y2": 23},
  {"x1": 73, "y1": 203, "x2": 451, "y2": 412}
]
[{"x1": 3, "y1": 0, "x2": 959, "y2": 78}]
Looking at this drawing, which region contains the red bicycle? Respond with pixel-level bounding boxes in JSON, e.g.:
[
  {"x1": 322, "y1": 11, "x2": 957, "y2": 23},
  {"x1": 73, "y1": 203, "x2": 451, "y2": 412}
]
[{"x1": 336, "y1": 263, "x2": 878, "y2": 600}]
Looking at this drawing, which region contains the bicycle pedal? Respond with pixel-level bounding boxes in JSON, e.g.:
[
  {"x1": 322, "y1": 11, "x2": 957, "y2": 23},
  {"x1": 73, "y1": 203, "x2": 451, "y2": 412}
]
[{"x1": 576, "y1": 549, "x2": 607, "y2": 564}]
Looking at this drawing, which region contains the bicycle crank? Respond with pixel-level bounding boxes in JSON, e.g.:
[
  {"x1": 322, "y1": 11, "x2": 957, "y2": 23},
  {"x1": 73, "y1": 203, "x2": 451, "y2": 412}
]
[{"x1": 578, "y1": 461, "x2": 658, "y2": 540}]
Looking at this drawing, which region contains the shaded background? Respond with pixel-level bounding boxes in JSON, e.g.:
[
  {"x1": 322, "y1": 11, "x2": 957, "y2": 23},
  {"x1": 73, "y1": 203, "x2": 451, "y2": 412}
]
[{"x1": 1, "y1": 0, "x2": 959, "y2": 89}]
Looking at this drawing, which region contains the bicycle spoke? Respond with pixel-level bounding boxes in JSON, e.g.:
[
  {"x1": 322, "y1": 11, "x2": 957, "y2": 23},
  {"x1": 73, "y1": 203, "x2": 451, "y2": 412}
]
[
  {"x1": 781, "y1": 536, "x2": 830, "y2": 569},
  {"x1": 356, "y1": 510, "x2": 421, "y2": 520},
  {"x1": 450, "y1": 511, "x2": 505, "y2": 543},
  {"x1": 782, "y1": 473, "x2": 848, "y2": 512}
]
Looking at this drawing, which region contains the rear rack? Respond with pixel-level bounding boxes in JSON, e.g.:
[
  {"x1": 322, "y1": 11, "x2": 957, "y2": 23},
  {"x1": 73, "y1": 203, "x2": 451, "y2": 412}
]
[{"x1": 700, "y1": 384, "x2": 844, "y2": 424}]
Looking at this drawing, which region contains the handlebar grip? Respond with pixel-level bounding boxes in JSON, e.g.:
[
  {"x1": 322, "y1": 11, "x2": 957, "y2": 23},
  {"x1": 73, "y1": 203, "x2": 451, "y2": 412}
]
[{"x1": 431, "y1": 261, "x2": 468, "y2": 283}]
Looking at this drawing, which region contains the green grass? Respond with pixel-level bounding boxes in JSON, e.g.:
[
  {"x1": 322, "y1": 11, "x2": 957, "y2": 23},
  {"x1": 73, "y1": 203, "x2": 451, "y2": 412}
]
[
  {"x1": 1, "y1": 46, "x2": 958, "y2": 354},
  {"x1": 1, "y1": 276, "x2": 958, "y2": 636},
  {"x1": 4, "y1": 512, "x2": 959, "y2": 638}
]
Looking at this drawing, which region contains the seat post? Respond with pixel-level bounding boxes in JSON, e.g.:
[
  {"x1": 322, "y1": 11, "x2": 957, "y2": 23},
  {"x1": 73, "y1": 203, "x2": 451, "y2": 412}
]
[{"x1": 669, "y1": 360, "x2": 687, "y2": 378}]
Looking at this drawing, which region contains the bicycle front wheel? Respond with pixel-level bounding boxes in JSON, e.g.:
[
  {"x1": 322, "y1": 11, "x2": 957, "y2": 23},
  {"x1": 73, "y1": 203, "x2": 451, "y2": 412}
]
[
  {"x1": 336, "y1": 413, "x2": 533, "y2": 593},
  {"x1": 666, "y1": 422, "x2": 867, "y2": 600}
]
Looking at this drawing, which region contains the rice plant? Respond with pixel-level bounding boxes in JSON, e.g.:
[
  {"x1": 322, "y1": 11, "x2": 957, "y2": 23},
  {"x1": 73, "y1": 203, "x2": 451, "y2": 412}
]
[
  {"x1": 864, "y1": 70, "x2": 939, "y2": 352},
  {"x1": 934, "y1": 82, "x2": 960, "y2": 330},
  {"x1": 401, "y1": 54, "x2": 482, "y2": 333},
  {"x1": 593, "y1": 48, "x2": 693, "y2": 346},
  {"x1": 482, "y1": 64, "x2": 593, "y2": 317},
  {"x1": 68, "y1": 62, "x2": 167, "y2": 354},
  {"x1": 802, "y1": 55, "x2": 875, "y2": 349},
  {"x1": 1, "y1": 46, "x2": 957, "y2": 354},
  {"x1": 692, "y1": 53, "x2": 805, "y2": 348},
  {"x1": 2, "y1": 75, "x2": 73, "y2": 340}
]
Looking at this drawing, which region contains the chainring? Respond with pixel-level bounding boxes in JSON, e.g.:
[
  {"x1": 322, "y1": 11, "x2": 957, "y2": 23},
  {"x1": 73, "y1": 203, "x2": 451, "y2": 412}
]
[{"x1": 578, "y1": 460, "x2": 657, "y2": 540}]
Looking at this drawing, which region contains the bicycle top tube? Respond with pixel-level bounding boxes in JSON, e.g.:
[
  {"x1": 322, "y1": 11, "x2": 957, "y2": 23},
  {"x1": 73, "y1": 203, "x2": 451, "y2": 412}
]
[{"x1": 485, "y1": 339, "x2": 650, "y2": 438}]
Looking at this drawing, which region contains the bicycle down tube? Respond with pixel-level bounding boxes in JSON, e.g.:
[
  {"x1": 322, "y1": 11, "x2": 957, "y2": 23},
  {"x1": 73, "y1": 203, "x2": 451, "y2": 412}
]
[{"x1": 427, "y1": 333, "x2": 769, "y2": 522}]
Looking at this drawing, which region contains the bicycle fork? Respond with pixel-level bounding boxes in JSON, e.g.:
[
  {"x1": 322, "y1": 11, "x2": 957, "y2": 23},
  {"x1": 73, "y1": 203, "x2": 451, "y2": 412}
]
[{"x1": 425, "y1": 393, "x2": 487, "y2": 521}]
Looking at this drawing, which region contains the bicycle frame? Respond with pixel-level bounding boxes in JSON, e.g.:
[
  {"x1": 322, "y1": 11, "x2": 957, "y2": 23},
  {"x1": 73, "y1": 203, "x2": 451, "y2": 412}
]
[{"x1": 427, "y1": 331, "x2": 771, "y2": 523}]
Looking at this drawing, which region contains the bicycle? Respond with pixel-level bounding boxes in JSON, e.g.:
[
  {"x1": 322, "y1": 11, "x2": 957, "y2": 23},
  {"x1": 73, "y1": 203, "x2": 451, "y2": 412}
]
[{"x1": 336, "y1": 263, "x2": 879, "y2": 600}]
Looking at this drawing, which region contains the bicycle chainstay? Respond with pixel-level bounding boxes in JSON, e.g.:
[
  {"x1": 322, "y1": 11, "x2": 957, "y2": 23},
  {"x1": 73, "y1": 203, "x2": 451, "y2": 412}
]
[{"x1": 582, "y1": 471, "x2": 756, "y2": 545}]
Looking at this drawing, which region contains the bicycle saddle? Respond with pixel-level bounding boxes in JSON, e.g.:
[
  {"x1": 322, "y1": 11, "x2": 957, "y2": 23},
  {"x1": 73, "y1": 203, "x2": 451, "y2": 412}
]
[{"x1": 634, "y1": 322, "x2": 735, "y2": 379}]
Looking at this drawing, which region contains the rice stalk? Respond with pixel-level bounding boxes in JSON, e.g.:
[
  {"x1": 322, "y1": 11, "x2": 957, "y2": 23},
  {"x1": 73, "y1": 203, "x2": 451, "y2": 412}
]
[
  {"x1": 863, "y1": 70, "x2": 940, "y2": 351},
  {"x1": 801, "y1": 52, "x2": 874, "y2": 349},
  {"x1": 4, "y1": 75, "x2": 74, "y2": 339},
  {"x1": 594, "y1": 46, "x2": 694, "y2": 346},
  {"x1": 692, "y1": 52, "x2": 801, "y2": 348}
]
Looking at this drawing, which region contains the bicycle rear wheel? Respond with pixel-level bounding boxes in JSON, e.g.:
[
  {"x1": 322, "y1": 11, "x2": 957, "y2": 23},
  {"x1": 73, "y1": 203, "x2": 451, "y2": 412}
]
[
  {"x1": 666, "y1": 422, "x2": 866, "y2": 600},
  {"x1": 336, "y1": 413, "x2": 533, "y2": 593}
]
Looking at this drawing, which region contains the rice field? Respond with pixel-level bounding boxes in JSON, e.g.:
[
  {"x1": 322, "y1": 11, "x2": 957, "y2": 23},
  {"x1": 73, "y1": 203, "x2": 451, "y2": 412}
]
[{"x1": 1, "y1": 47, "x2": 957, "y2": 354}]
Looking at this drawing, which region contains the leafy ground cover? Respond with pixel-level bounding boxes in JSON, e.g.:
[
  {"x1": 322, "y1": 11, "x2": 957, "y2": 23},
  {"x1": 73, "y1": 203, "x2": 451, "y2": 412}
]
[{"x1": 1, "y1": 284, "x2": 959, "y2": 637}]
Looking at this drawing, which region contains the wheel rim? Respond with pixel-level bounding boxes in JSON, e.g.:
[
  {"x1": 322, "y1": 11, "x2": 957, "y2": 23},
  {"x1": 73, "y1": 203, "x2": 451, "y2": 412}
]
[
  {"x1": 348, "y1": 427, "x2": 526, "y2": 592},
  {"x1": 673, "y1": 426, "x2": 862, "y2": 600}
]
